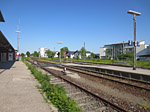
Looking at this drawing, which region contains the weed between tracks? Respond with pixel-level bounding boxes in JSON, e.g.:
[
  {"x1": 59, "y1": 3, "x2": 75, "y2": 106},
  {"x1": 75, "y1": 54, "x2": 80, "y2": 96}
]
[{"x1": 23, "y1": 61, "x2": 81, "y2": 112}]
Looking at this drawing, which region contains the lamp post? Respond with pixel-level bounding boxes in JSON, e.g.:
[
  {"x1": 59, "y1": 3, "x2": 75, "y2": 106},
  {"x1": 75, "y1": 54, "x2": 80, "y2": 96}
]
[
  {"x1": 57, "y1": 42, "x2": 63, "y2": 63},
  {"x1": 84, "y1": 41, "x2": 85, "y2": 62},
  {"x1": 128, "y1": 10, "x2": 141, "y2": 70},
  {"x1": 16, "y1": 25, "x2": 20, "y2": 53}
]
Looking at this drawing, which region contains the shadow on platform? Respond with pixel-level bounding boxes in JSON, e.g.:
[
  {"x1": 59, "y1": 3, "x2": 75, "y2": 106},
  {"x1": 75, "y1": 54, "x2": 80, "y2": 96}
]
[{"x1": 0, "y1": 61, "x2": 15, "y2": 69}]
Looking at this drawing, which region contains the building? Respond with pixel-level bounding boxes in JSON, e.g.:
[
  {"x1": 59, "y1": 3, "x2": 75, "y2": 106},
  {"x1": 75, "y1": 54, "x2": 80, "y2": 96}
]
[
  {"x1": 54, "y1": 50, "x2": 92, "y2": 59},
  {"x1": 39, "y1": 48, "x2": 48, "y2": 58},
  {"x1": 0, "y1": 11, "x2": 5, "y2": 22},
  {"x1": 100, "y1": 40, "x2": 149, "y2": 59},
  {"x1": 0, "y1": 11, "x2": 15, "y2": 62},
  {"x1": 100, "y1": 47, "x2": 106, "y2": 59},
  {"x1": 66, "y1": 51, "x2": 75, "y2": 58},
  {"x1": 54, "y1": 51, "x2": 59, "y2": 58},
  {"x1": 74, "y1": 50, "x2": 91, "y2": 59},
  {"x1": 138, "y1": 45, "x2": 150, "y2": 60}
]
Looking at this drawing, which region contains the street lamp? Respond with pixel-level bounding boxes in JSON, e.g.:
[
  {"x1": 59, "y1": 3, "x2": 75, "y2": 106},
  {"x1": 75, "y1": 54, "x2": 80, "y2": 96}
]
[
  {"x1": 128, "y1": 10, "x2": 141, "y2": 70},
  {"x1": 84, "y1": 41, "x2": 85, "y2": 62},
  {"x1": 57, "y1": 42, "x2": 63, "y2": 63}
]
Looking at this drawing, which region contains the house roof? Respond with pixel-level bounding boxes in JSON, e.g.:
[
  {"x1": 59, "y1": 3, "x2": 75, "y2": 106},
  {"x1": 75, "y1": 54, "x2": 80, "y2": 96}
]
[
  {"x1": 0, "y1": 11, "x2": 5, "y2": 22},
  {"x1": 67, "y1": 51, "x2": 75, "y2": 54},
  {"x1": 0, "y1": 31, "x2": 14, "y2": 52},
  {"x1": 87, "y1": 51, "x2": 91, "y2": 53},
  {"x1": 67, "y1": 50, "x2": 91, "y2": 54}
]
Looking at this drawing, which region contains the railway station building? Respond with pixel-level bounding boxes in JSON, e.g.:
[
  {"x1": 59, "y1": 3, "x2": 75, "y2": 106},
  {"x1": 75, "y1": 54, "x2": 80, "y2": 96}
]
[{"x1": 0, "y1": 11, "x2": 15, "y2": 62}]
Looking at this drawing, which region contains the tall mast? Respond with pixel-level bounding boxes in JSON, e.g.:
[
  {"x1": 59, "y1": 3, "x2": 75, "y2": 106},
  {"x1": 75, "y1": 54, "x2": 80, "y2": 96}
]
[{"x1": 16, "y1": 21, "x2": 20, "y2": 53}]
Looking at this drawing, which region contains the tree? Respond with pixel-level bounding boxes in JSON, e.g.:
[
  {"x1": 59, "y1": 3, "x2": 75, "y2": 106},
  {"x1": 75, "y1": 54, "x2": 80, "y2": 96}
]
[
  {"x1": 90, "y1": 52, "x2": 95, "y2": 59},
  {"x1": 60, "y1": 47, "x2": 69, "y2": 58},
  {"x1": 33, "y1": 51, "x2": 39, "y2": 57},
  {"x1": 46, "y1": 49, "x2": 55, "y2": 58},
  {"x1": 63, "y1": 47, "x2": 69, "y2": 52},
  {"x1": 21, "y1": 53, "x2": 25, "y2": 57},
  {"x1": 26, "y1": 51, "x2": 30, "y2": 57},
  {"x1": 80, "y1": 47, "x2": 87, "y2": 59}
]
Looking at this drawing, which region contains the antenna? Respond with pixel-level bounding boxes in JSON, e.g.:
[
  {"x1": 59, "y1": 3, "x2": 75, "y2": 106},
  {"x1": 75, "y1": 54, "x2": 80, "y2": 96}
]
[{"x1": 16, "y1": 20, "x2": 20, "y2": 53}]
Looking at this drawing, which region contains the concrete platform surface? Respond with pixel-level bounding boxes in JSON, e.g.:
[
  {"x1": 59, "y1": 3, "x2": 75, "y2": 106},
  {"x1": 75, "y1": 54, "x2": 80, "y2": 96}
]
[
  {"x1": 0, "y1": 61, "x2": 51, "y2": 112},
  {"x1": 65, "y1": 63, "x2": 150, "y2": 76}
]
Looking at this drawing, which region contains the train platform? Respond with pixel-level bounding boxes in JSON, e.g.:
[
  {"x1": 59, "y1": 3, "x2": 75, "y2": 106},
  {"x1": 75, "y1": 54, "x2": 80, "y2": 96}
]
[
  {"x1": 0, "y1": 61, "x2": 52, "y2": 112},
  {"x1": 65, "y1": 63, "x2": 150, "y2": 81}
]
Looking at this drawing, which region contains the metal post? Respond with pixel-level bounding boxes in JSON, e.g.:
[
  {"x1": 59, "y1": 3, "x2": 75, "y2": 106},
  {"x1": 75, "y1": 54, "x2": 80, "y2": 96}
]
[
  {"x1": 16, "y1": 24, "x2": 20, "y2": 53},
  {"x1": 128, "y1": 10, "x2": 141, "y2": 70},
  {"x1": 133, "y1": 15, "x2": 136, "y2": 70},
  {"x1": 16, "y1": 21, "x2": 20, "y2": 54},
  {"x1": 17, "y1": 32, "x2": 19, "y2": 52},
  {"x1": 60, "y1": 49, "x2": 61, "y2": 63},
  {"x1": 84, "y1": 41, "x2": 85, "y2": 62},
  {"x1": 57, "y1": 42, "x2": 63, "y2": 64}
]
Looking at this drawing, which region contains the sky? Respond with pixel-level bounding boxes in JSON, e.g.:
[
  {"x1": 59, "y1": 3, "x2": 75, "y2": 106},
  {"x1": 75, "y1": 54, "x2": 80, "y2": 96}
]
[{"x1": 0, "y1": 0, "x2": 150, "y2": 54}]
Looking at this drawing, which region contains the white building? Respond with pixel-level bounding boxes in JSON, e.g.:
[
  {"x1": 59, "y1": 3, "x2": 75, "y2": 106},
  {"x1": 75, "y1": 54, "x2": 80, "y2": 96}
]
[
  {"x1": 39, "y1": 48, "x2": 48, "y2": 58},
  {"x1": 100, "y1": 40, "x2": 150, "y2": 59},
  {"x1": 100, "y1": 47, "x2": 106, "y2": 59},
  {"x1": 66, "y1": 51, "x2": 75, "y2": 58},
  {"x1": 138, "y1": 45, "x2": 150, "y2": 60},
  {"x1": 54, "y1": 51, "x2": 59, "y2": 58},
  {"x1": 74, "y1": 50, "x2": 91, "y2": 59}
]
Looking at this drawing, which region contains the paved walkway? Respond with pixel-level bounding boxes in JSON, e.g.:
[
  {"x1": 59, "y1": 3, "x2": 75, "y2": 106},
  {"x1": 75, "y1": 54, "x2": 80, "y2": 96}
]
[
  {"x1": 0, "y1": 61, "x2": 51, "y2": 112},
  {"x1": 65, "y1": 63, "x2": 150, "y2": 75}
]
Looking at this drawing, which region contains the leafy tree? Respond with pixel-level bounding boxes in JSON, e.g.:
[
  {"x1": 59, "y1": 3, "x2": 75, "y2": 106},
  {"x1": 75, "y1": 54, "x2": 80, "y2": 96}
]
[
  {"x1": 63, "y1": 47, "x2": 69, "y2": 52},
  {"x1": 60, "y1": 47, "x2": 69, "y2": 58},
  {"x1": 90, "y1": 52, "x2": 95, "y2": 59},
  {"x1": 46, "y1": 49, "x2": 55, "y2": 58},
  {"x1": 80, "y1": 47, "x2": 87, "y2": 59},
  {"x1": 26, "y1": 51, "x2": 30, "y2": 57},
  {"x1": 33, "y1": 51, "x2": 39, "y2": 57},
  {"x1": 60, "y1": 48, "x2": 64, "y2": 58},
  {"x1": 21, "y1": 53, "x2": 25, "y2": 57}
]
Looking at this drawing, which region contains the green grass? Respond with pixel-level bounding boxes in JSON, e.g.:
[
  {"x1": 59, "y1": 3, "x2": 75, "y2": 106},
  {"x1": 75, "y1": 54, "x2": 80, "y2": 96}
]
[
  {"x1": 140, "y1": 89, "x2": 146, "y2": 93},
  {"x1": 22, "y1": 57, "x2": 30, "y2": 60},
  {"x1": 137, "y1": 61, "x2": 150, "y2": 68},
  {"x1": 32, "y1": 57, "x2": 150, "y2": 68},
  {"x1": 140, "y1": 104, "x2": 150, "y2": 109}
]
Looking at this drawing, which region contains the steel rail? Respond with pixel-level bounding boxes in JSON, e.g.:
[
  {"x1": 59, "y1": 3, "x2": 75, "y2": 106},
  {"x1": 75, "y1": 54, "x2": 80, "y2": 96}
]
[
  {"x1": 27, "y1": 59, "x2": 128, "y2": 112},
  {"x1": 31, "y1": 59, "x2": 150, "y2": 91}
]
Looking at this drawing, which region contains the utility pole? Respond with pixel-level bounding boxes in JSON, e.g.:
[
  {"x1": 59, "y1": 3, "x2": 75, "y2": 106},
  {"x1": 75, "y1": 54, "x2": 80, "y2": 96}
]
[
  {"x1": 57, "y1": 42, "x2": 63, "y2": 63},
  {"x1": 16, "y1": 22, "x2": 20, "y2": 53},
  {"x1": 84, "y1": 41, "x2": 85, "y2": 62}
]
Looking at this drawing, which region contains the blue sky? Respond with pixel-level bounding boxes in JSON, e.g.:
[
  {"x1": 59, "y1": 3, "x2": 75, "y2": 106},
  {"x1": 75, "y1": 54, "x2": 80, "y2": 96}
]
[{"x1": 0, "y1": 0, "x2": 150, "y2": 54}]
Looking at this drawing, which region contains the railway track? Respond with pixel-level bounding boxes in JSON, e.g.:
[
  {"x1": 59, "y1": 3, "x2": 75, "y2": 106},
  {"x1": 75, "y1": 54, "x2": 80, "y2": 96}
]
[
  {"x1": 27, "y1": 59, "x2": 128, "y2": 112},
  {"x1": 62, "y1": 65, "x2": 150, "y2": 91},
  {"x1": 50, "y1": 75, "x2": 113, "y2": 112},
  {"x1": 29, "y1": 58, "x2": 150, "y2": 111},
  {"x1": 31, "y1": 59, "x2": 150, "y2": 91}
]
